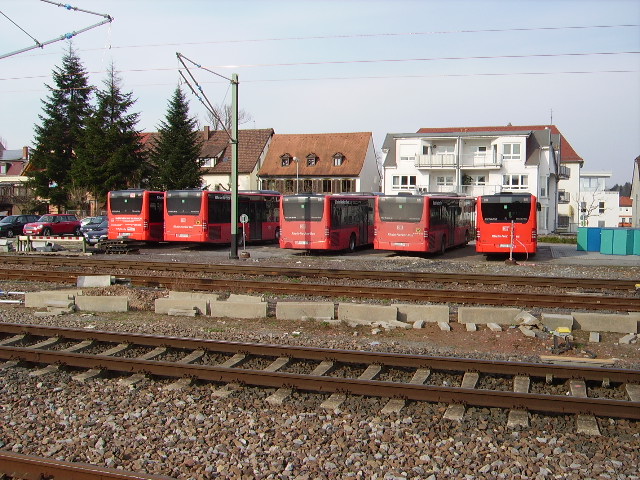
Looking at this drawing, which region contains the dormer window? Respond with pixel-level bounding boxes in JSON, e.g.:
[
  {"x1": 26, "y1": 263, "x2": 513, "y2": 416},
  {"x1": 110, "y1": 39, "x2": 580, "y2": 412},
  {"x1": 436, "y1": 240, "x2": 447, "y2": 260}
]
[
  {"x1": 333, "y1": 152, "x2": 344, "y2": 166},
  {"x1": 281, "y1": 153, "x2": 291, "y2": 167},
  {"x1": 201, "y1": 157, "x2": 216, "y2": 168},
  {"x1": 0, "y1": 163, "x2": 6, "y2": 175},
  {"x1": 306, "y1": 153, "x2": 318, "y2": 166}
]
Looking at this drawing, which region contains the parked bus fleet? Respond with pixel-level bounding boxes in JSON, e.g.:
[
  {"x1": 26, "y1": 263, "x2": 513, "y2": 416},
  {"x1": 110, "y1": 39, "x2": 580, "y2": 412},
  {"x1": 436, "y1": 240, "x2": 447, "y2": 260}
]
[{"x1": 106, "y1": 189, "x2": 539, "y2": 256}]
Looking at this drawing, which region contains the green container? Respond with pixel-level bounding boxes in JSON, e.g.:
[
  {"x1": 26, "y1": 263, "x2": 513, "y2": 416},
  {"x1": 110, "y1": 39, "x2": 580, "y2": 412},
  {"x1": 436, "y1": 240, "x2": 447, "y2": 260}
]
[
  {"x1": 612, "y1": 228, "x2": 634, "y2": 255},
  {"x1": 577, "y1": 227, "x2": 587, "y2": 251},
  {"x1": 600, "y1": 228, "x2": 614, "y2": 255},
  {"x1": 633, "y1": 229, "x2": 640, "y2": 255}
]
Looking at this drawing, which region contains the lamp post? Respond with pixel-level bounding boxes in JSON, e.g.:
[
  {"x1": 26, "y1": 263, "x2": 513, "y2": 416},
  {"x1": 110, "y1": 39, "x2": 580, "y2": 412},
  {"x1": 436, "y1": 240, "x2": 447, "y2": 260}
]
[{"x1": 293, "y1": 157, "x2": 299, "y2": 194}]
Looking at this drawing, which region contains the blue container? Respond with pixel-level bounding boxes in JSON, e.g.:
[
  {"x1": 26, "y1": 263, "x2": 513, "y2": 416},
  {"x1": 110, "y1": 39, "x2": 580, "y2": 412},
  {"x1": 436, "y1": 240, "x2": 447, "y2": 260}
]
[
  {"x1": 586, "y1": 228, "x2": 602, "y2": 252},
  {"x1": 600, "y1": 228, "x2": 613, "y2": 254}
]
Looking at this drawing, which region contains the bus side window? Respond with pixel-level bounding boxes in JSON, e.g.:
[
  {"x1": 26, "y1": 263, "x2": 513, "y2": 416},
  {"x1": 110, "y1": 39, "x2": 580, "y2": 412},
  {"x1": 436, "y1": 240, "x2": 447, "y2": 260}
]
[{"x1": 537, "y1": 202, "x2": 542, "y2": 211}]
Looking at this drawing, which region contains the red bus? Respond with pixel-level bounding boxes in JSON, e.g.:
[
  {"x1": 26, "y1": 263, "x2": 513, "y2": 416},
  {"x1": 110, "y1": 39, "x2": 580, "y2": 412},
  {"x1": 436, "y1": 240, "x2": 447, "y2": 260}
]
[
  {"x1": 280, "y1": 193, "x2": 375, "y2": 252},
  {"x1": 164, "y1": 190, "x2": 280, "y2": 244},
  {"x1": 475, "y1": 192, "x2": 539, "y2": 255},
  {"x1": 107, "y1": 190, "x2": 165, "y2": 242},
  {"x1": 374, "y1": 194, "x2": 475, "y2": 253}
]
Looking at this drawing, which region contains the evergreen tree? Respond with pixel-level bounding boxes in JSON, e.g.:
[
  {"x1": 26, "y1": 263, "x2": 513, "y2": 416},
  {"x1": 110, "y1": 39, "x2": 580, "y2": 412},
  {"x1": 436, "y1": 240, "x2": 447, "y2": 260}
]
[
  {"x1": 28, "y1": 43, "x2": 93, "y2": 211},
  {"x1": 148, "y1": 87, "x2": 203, "y2": 190},
  {"x1": 74, "y1": 63, "x2": 146, "y2": 209}
]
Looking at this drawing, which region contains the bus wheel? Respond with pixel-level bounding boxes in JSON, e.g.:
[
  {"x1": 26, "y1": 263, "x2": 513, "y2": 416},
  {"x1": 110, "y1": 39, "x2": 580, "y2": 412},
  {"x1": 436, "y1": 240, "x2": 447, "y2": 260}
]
[
  {"x1": 348, "y1": 234, "x2": 357, "y2": 253},
  {"x1": 440, "y1": 236, "x2": 447, "y2": 254}
]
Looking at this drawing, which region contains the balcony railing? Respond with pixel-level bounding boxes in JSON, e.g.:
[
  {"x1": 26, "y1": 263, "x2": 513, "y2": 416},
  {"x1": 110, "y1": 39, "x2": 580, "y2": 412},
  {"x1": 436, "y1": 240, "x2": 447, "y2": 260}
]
[{"x1": 415, "y1": 152, "x2": 501, "y2": 169}]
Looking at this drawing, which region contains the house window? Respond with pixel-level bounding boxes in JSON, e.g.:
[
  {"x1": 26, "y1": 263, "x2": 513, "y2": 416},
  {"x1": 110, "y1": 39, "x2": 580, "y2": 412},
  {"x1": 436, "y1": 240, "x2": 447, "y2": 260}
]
[
  {"x1": 341, "y1": 179, "x2": 355, "y2": 192},
  {"x1": 399, "y1": 145, "x2": 416, "y2": 162},
  {"x1": 580, "y1": 177, "x2": 604, "y2": 191},
  {"x1": 599, "y1": 202, "x2": 605, "y2": 214},
  {"x1": 281, "y1": 153, "x2": 291, "y2": 167},
  {"x1": 333, "y1": 153, "x2": 344, "y2": 166},
  {"x1": 307, "y1": 153, "x2": 318, "y2": 166},
  {"x1": 285, "y1": 180, "x2": 293, "y2": 192},
  {"x1": 502, "y1": 174, "x2": 528, "y2": 190},
  {"x1": 539, "y1": 176, "x2": 548, "y2": 198},
  {"x1": 472, "y1": 175, "x2": 486, "y2": 185},
  {"x1": 392, "y1": 175, "x2": 417, "y2": 190},
  {"x1": 322, "y1": 179, "x2": 332, "y2": 192},
  {"x1": 502, "y1": 143, "x2": 521, "y2": 160},
  {"x1": 200, "y1": 157, "x2": 216, "y2": 168},
  {"x1": 0, "y1": 163, "x2": 6, "y2": 175},
  {"x1": 303, "y1": 179, "x2": 313, "y2": 192},
  {"x1": 436, "y1": 176, "x2": 454, "y2": 186}
]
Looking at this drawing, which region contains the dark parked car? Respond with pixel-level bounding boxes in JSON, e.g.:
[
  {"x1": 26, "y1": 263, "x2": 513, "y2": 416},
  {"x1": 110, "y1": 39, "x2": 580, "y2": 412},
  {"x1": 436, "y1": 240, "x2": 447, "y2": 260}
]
[
  {"x1": 23, "y1": 214, "x2": 82, "y2": 236},
  {"x1": 83, "y1": 219, "x2": 109, "y2": 245},
  {"x1": 80, "y1": 215, "x2": 108, "y2": 233},
  {"x1": 0, "y1": 214, "x2": 40, "y2": 238}
]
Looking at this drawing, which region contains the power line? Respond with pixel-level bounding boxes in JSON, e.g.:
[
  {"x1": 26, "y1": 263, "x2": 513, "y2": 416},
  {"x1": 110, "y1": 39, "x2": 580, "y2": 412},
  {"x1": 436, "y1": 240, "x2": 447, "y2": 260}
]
[{"x1": 1, "y1": 50, "x2": 638, "y2": 83}]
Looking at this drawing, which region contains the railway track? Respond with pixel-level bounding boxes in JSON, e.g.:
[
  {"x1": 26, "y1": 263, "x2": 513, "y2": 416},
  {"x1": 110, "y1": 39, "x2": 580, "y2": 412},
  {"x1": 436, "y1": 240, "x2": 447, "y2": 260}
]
[
  {"x1": 1, "y1": 323, "x2": 639, "y2": 422},
  {"x1": 0, "y1": 451, "x2": 175, "y2": 480},
  {"x1": 2, "y1": 266, "x2": 639, "y2": 312},
  {"x1": 1, "y1": 254, "x2": 638, "y2": 291}
]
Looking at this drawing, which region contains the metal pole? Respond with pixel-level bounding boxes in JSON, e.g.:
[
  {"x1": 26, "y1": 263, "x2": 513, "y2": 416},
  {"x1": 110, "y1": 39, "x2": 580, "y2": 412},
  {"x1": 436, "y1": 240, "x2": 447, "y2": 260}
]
[{"x1": 229, "y1": 73, "x2": 239, "y2": 259}]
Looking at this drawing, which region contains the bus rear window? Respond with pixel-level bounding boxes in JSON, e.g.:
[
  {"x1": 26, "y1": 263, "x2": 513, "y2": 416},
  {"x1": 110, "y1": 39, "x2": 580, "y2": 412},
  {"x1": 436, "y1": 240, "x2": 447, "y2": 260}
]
[
  {"x1": 283, "y1": 198, "x2": 324, "y2": 221},
  {"x1": 480, "y1": 201, "x2": 531, "y2": 223},
  {"x1": 378, "y1": 197, "x2": 423, "y2": 222},
  {"x1": 166, "y1": 195, "x2": 202, "y2": 215},
  {"x1": 110, "y1": 195, "x2": 143, "y2": 215}
]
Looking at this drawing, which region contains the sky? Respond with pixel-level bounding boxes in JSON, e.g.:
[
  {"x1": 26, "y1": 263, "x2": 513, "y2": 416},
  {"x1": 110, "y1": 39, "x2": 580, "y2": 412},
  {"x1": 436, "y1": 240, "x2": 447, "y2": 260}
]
[{"x1": 1, "y1": 0, "x2": 639, "y2": 185}]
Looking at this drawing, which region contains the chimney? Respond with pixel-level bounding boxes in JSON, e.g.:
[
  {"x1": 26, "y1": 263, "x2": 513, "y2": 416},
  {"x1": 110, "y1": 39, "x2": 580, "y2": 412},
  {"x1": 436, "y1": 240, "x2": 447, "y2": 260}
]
[
  {"x1": 22, "y1": 146, "x2": 29, "y2": 160},
  {"x1": 203, "y1": 126, "x2": 210, "y2": 140}
]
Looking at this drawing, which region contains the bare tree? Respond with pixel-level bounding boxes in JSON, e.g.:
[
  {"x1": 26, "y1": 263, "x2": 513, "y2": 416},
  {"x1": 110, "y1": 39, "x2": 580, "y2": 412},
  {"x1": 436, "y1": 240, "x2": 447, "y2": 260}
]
[
  {"x1": 206, "y1": 103, "x2": 253, "y2": 131},
  {"x1": 575, "y1": 186, "x2": 610, "y2": 227}
]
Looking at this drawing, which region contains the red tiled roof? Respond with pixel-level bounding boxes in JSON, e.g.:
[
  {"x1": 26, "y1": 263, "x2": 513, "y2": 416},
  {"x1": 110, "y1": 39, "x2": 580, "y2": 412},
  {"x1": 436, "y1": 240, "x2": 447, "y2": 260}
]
[
  {"x1": 259, "y1": 132, "x2": 372, "y2": 177},
  {"x1": 620, "y1": 196, "x2": 632, "y2": 207},
  {"x1": 140, "y1": 129, "x2": 274, "y2": 174},
  {"x1": 416, "y1": 125, "x2": 583, "y2": 164}
]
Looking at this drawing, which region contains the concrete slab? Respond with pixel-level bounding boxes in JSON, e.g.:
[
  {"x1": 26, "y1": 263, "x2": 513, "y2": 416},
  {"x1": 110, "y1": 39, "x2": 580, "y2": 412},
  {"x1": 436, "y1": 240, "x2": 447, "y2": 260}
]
[
  {"x1": 75, "y1": 296, "x2": 128, "y2": 313},
  {"x1": 541, "y1": 313, "x2": 574, "y2": 331},
  {"x1": 226, "y1": 294, "x2": 264, "y2": 303},
  {"x1": 577, "y1": 415, "x2": 601, "y2": 436},
  {"x1": 487, "y1": 323, "x2": 502, "y2": 332},
  {"x1": 24, "y1": 291, "x2": 80, "y2": 309},
  {"x1": 438, "y1": 322, "x2": 451, "y2": 331},
  {"x1": 394, "y1": 304, "x2": 449, "y2": 323},
  {"x1": 338, "y1": 303, "x2": 398, "y2": 325},
  {"x1": 77, "y1": 275, "x2": 114, "y2": 288},
  {"x1": 458, "y1": 307, "x2": 521, "y2": 325},
  {"x1": 210, "y1": 300, "x2": 268, "y2": 319},
  {"x1": 155, "y1": 297, "x2": 207, "y2": 315},
  {"x1": 168, "y1": 308, "x2": 197, "y2": 317},
  {"x1": 276, "y1": 302, "x2": 334, "y2": 321},
  {"x1": 572, "y1": 312, "x2": 638, "y2": 334},
  {"x1": 465, "y1": 323, "x2": 477, "y2": 332},
  {"x1": 589, "y1": 332, "x2": 600, "y2": 343}
]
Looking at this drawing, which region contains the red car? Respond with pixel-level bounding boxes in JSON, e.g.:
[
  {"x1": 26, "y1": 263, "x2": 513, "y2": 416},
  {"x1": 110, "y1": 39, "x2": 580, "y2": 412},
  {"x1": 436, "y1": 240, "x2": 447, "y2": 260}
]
[{"x1": 23, "y1": 214, "x2": 82, "y2": 236}]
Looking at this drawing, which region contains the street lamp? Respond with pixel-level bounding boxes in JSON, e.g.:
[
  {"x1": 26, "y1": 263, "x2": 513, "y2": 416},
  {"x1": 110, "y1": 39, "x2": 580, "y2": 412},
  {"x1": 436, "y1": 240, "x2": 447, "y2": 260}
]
[{"x1": 293, "y1": 157, "x2": 299, "y2": 194}]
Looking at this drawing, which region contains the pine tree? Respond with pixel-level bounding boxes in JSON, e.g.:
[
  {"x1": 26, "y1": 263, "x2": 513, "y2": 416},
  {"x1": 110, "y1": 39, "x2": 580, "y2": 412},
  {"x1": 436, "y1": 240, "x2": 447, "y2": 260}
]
[
  {"x1": 148, "y1": 87, "x2": 203, "y2": 190},
  {"x1": 28, "y1": 43, "x2": 93, "y2": 211},
  {"x1": 74, "y1": 63, "x2": 145, "y2": 210}
]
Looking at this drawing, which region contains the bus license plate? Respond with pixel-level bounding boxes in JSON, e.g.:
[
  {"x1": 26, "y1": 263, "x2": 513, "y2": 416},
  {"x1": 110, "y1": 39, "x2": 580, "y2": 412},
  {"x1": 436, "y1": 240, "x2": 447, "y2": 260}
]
[
  {"x1": 295, "y1": 241, "x2": 310, "y2": 245},
  {"x1": 178, "y1": 234, "x2": 189, "y2": 238},
  {"x1": 499, "y1": 244, "x2": 511, "y2": 248},
  {"x1": 393, "y1": 242, "x2": 409, "y2": 247}
]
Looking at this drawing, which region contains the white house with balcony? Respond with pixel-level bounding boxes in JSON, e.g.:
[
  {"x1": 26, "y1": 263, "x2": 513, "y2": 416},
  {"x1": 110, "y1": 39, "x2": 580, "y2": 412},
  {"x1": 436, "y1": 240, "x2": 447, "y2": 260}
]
[{"x1": 381, "y1": 125, "x2": 581, "y2": 235}]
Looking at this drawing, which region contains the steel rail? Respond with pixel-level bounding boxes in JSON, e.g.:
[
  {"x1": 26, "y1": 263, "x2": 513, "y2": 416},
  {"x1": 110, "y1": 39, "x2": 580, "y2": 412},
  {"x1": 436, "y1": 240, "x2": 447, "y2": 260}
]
[
  {"x1": 0, "y1": 451, "x2": 175, "y2": 480},
  {"x1": 3, "y1": 267, "x2": 637, "y2": 311},
  {"x1": 1, "y1": 255, "x2": 638, "y2": 291},
  {"x1": 2, "y1": 323, "x2": 640, "y2": 383},
  {"x1": 1, "y1": 346, "x2": 639, "y2": 419}
]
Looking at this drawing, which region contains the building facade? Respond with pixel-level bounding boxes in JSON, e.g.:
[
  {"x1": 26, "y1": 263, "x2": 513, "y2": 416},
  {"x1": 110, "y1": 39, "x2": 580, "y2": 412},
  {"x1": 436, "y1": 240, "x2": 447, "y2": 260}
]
[
  {"x1": 258, "y1": 132, "x2": 380, "y2": 194},
  {"x1": 0, "y1": 145, "x2": 31, "y2": 216},
  {"x1": 381, "y1": 125, "x2": 581, "y2": 235},
  {"x1": 632, "y1": 156, "x2": 640, "y2": 228}
]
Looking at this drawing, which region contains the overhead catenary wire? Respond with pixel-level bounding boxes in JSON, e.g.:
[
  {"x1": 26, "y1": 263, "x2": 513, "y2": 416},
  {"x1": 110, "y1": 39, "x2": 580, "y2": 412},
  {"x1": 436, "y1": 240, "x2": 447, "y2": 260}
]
[
  {"x1": 176, "y1": 52, "x2": 232, "y2": 140},
  {"x1": 0, "y1": 0, "x2": 112, "y2": 60}
]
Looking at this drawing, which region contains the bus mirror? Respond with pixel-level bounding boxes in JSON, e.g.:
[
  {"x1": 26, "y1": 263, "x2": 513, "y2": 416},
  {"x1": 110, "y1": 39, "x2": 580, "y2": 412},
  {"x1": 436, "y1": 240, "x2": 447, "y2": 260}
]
[{"x1": 537, "y1": 202, "x2": 541, "y2": 211}]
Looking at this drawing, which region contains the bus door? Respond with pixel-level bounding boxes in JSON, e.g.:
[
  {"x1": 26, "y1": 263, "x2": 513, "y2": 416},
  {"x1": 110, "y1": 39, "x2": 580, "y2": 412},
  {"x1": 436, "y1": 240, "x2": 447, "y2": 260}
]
[
  {"x1": 240, "y1": 196, "x2": 262, "y2": 241},
  {"x1": 358, "y1": 201, "x2": 371, "y2": 244}
]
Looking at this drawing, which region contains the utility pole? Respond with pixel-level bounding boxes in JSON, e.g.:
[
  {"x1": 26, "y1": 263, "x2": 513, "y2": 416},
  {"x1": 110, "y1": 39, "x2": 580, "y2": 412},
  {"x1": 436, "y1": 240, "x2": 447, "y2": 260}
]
[{"x1": 229, "y1": 74, "x2": 239, "y2": 259}]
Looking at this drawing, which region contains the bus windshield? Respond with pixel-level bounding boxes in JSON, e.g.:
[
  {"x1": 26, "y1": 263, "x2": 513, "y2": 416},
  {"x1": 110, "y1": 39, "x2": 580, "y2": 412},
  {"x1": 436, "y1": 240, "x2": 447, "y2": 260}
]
[
  {"x1": 166, "y1": 192, "x2": 202, "y2": 215},
  {"x1": 110, "y1": 193, "x2": 143, "y2": 215},
  {"x1": 378, "y1": 197, "x2": 423, "y2": 223},
  {"x1": 283, "y1": 197, "x2": 324, "y2": 221},
  {"x1": 480, "y1": 197, "x2": 531, "y2": 223}
]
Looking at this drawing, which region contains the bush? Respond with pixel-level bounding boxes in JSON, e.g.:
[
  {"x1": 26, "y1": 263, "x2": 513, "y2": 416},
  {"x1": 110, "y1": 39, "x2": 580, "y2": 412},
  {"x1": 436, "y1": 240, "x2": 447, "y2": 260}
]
[{"x1": 538, "y1": 235, "x2": 577, "y2": 244}]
